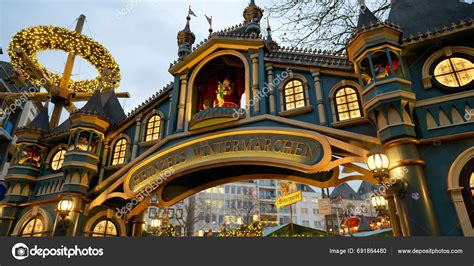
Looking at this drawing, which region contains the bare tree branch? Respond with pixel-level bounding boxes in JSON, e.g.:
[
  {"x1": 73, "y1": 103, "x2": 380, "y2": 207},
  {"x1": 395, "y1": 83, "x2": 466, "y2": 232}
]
[{"x1": 266, "y1": 0, "x2": 391, "y2": 51}]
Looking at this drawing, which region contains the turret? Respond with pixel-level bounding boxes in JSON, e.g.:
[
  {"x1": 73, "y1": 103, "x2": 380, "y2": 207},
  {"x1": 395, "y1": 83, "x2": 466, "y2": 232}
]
[
  {"x1": 346, "y1": 2, "x2": 408, "y2": 142},
  {"x1": 177, "y1": 15, "x2": 196, "y2": 58},
  {"x1": 62, "y1": 90, "x2": 109, "y2": 193},
  {"x1": 243, "y1": 0, "x2": 263, "y2": 35},
  {"x1": 345, "y1": 1, "x2": 440, "y2": 236},
  {"x1": 3, "y1": 107, "x2": 49, "y2": 202}
]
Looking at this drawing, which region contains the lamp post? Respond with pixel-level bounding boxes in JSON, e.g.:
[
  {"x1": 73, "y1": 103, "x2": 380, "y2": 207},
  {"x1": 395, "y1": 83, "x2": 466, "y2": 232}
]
[
  {"x1": 367, "y1": 147, "x2": 403, "y2": 236},
  {"x1": 57, "y1": 198, "x2": 73, "y2": 220},
  {"x1": 371, "y1": 195, "x2": 390, "y2": 229},
  {"x1": 367, "y1": 148, "x2": 390, "y2": 182},
  {"x1": 52, "y1": 197, "x2": 74, "y2": 235}
]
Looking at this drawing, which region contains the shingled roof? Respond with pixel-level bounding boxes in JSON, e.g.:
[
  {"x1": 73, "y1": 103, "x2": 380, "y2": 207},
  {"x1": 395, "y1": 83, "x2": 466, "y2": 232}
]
[
  {"x1": 101, "y1": 90, "x2": 127, "y2": 127},
  {"x1": 389, "y1": 0, "x2": 474, "y2": 36},
  {"x1": 23, "y1": 106, "x2": 50, "y2": 132},
  {"x1": 78, "y1": 90, "x2": 107, "y2": 117}
]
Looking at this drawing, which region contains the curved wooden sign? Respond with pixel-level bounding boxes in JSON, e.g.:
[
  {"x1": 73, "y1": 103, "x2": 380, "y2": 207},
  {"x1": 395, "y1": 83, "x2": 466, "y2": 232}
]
[{"x1": 123, "y1": 128, "x2": 332, "y2": 197}]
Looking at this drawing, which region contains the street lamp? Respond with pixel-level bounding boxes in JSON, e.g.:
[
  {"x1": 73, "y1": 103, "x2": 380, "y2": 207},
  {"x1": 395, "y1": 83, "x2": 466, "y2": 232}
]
[
  {"x1": 371, "y1": 195, "x2": 387, "y2": 211},
  {"x1": 367, "y1": 147, "x2": 390, "y2": 181},
  {"x1": 150, "y1": 217, "x2": 161, "y2": 234},
  {"x1": 57, "y1": 198, "x2": 73, "y2": 220}
]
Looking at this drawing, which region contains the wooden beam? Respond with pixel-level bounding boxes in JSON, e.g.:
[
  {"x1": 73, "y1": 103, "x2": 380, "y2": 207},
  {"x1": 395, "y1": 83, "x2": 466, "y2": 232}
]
[{"x1": 59, "y1": 14, "x2": 86, "y2": 91}]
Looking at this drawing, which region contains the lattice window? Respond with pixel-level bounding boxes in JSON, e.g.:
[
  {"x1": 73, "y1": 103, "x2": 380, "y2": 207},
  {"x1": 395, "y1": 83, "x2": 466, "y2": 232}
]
[
  {"x1": 20, "y1": 218, "x2": 43, "y2": 237},
  {"x1": 92, "y1": 219, "x2": 117, "y2": 237},
  {"x1": 335, "y1": 87, "x2": 362, "y2": 121},
  {"x1": 111, "y1": 138, "x2": 127, "y2": 165},
  {"x1": 145, "y1": 115, "x2": 161, "y2": 142},
  {"x1": 284, "y1": 80, "x2": 305, "y2": 111}
]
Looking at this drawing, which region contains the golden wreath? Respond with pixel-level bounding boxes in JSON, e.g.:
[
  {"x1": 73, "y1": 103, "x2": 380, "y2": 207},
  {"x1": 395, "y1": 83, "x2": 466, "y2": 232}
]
[{"x1": 8, "y1": 26, "x2": 120, "y2": 92}]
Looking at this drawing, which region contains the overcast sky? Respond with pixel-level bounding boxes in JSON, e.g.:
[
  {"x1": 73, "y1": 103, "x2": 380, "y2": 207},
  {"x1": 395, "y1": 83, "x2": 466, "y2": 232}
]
[
  {"x1": 0, "y1": 0, "x2": 363, "y2": 192},
  {"x1": 0, "y1": 0, "x2": 277, "y2": 114}
]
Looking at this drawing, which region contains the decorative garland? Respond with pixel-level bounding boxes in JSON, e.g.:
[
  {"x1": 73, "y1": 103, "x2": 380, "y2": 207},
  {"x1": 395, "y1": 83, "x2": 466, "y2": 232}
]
[
  {"x1": 157, "y1": 224, "x2": 176, "y2": 237},
  {"x1": 217, "y1": 222, "x2": 263, "y2": 237},
  {"x1": 8, "y1": 26, "x2": 120, "y2": 92}
]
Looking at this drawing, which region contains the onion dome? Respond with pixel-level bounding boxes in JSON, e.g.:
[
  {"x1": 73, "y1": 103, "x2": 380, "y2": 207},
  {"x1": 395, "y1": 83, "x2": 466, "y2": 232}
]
[
  {"x1": 243, "y1": 0, "x2": 264, "y2": 35},
  {"x1": 177, "y1": 15, "x2": 196, "y2": 58}
]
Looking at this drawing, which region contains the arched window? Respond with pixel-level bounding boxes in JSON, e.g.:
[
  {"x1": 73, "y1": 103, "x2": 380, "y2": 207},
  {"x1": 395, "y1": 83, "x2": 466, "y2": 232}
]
[
  {"x1": 111, "y1": 138, "x2": 127, "y2": 165},
  {"x1": 283, "y1": 79, "x2": 305, "y2": 111},
  {"x1": 145, "y1": 115, "x2": 161, "y2": 142},
  {"x1": 335, "y1": 87, "x2": 362, "y2": 121},
  {"x1": 20, "y1": 218, "x2": 43, "y2": 237},
  {"x1": 92, "y1": 219, "x2": 118, "y2": 237},
  {"x1": 434, "y1": 57, "x2": 473, "y2": 88},
  {"x1": 51, "y1": 149, "x2": 66, "y2": 171}
]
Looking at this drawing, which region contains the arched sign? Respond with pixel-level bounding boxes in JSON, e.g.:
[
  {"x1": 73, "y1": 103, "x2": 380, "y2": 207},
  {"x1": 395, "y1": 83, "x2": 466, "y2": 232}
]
[{"x1": 123, "y1": 128, "x2": 332, "y2": 197}]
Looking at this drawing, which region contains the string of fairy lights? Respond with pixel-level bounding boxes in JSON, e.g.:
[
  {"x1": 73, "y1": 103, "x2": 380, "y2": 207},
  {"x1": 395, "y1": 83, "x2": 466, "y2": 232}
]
[
  {"x1": 8, "y1": 25, "x2": 120, "y2": 92},
  {"x1": 217, "y1": 222, "x2": 264, "y2": 237}
]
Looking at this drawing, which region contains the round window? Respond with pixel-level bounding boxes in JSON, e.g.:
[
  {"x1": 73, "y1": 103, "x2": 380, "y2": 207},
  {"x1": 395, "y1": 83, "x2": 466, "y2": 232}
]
[
  {"x1": 433, "y1": 57, "x2": 473, "y2": 88},
  {"x1": 51, "y1": 149, "x2": 66, "y2": 170}
]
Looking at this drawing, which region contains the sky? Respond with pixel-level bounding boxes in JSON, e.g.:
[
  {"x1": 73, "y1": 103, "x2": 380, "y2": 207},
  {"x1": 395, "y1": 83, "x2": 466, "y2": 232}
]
[
  {"x1": 0, "y1": 0, "x2": 276, "y2": 114},
  {"x1": 0, "y1": 0, "x2": 364, "y2": 192}
]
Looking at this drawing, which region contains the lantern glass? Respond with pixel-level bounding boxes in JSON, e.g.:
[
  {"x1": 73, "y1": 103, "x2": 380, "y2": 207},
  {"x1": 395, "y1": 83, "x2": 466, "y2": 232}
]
[
  {"x1": 57, "y1": 199, "x2": 73, "y2": 213},
  {"x1": 367, "y1": 149, "x2": 389, "y2": 172},
  {"x1": 371, "y1": 196, "x2": 387, "y2": 208},
  {"x1": 150, "y1": 218, "x2": 161, "y2": 229}
]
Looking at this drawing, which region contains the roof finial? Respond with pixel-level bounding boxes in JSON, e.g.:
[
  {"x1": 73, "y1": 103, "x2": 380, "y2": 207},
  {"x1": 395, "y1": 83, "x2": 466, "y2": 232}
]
[{"x1": 205, "y1": 15, "x2": 213, "y2": 36}]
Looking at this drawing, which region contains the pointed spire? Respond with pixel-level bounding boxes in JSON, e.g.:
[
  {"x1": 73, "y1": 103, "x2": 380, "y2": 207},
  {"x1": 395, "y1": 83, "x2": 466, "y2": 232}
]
[
  {"x1": 266, "y1": 18, "x2": 278, "y2": 50},
  {"x1": 356, "y1": 1, "x2": 380, "y2": 29},
  {"x1": 79, "y1": 90, "x2": 106, "y2": 117},
  {"x1": 25, "y1": 105, "x2": 50, "y2": 132}
]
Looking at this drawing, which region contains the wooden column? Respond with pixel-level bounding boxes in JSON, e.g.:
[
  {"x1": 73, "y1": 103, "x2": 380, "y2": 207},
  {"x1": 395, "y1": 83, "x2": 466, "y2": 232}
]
[
  {"x1": 311, "y1": 70, "x2": 327, "y2": 125},
  {"x1": 131, "y1": 116, "x2": 142, "y2": 160},
  {"x1": 265, "y1": 63, "x2": 275, "y2": 114},
  {"x1": 250, "y1": 53, "x2": 260, "y2": 113},
  {"x1": 177, "y1": 74, "x2": 187, "y2": 131}
]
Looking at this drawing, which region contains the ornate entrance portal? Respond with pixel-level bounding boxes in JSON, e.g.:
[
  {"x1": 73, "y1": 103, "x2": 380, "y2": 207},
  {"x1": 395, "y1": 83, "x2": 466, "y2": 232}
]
[{"x1": 89, "y1": 125, "x2": 379, "y2": 220}]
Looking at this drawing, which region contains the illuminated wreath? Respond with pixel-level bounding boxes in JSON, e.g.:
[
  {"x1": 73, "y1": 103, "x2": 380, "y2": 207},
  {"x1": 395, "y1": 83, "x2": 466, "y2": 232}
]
[{"x1": 8, "y1": 26, "x2": 120, "y2": 92}]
